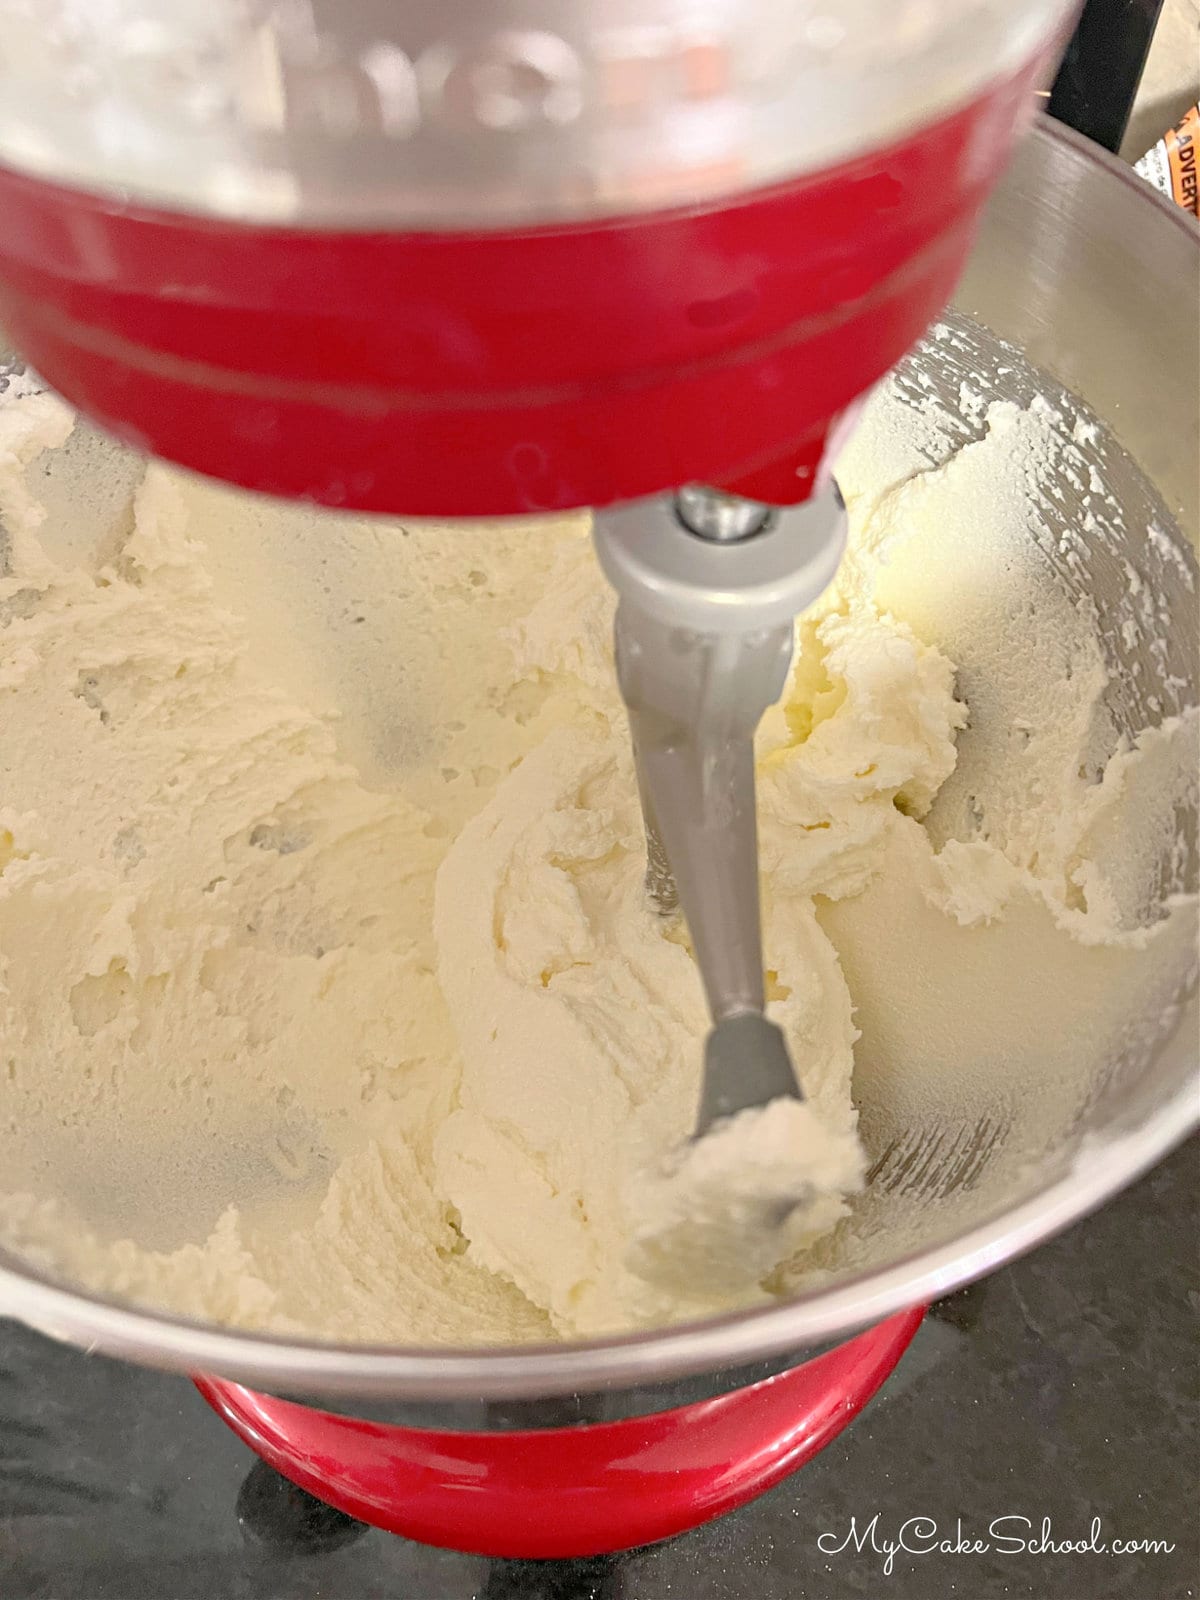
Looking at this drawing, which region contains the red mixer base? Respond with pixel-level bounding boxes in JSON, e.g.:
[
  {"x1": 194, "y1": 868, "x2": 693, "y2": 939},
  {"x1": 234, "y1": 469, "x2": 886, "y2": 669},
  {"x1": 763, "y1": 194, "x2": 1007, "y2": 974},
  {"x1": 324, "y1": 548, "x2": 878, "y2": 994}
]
[{"x1": 196, "y1": 1307, "x2": 923, "y2": 1558}]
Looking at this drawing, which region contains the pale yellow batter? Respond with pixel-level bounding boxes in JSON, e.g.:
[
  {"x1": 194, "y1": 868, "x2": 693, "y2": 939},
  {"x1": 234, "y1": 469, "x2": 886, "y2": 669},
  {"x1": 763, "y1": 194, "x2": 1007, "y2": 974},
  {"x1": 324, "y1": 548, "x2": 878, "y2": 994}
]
[{"x1": 0, "y1": 366, "x2": 1194, "y2": 1343}]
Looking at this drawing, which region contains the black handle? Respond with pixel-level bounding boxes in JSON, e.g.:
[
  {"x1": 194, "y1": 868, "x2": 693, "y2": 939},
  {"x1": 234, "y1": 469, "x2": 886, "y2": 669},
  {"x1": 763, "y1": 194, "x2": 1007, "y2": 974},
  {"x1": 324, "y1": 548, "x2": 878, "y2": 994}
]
[{"x1": 1047, "y1": 0, "x2": 1165, "y2": 152}]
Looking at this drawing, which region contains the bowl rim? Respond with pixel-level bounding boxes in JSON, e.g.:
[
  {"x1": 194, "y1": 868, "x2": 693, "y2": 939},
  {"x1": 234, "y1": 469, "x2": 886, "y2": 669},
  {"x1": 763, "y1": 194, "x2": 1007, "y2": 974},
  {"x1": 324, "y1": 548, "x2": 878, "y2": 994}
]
[{"x1": 3, "y1": 1055, "x2": 1193, "y2": 1398}]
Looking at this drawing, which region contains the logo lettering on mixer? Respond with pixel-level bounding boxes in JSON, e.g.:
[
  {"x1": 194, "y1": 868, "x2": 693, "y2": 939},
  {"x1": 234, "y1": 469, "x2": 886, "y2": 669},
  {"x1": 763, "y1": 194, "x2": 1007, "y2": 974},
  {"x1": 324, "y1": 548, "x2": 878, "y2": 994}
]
[{"x1": 227, "y1": 4, "x2": 799, "y2": 141}]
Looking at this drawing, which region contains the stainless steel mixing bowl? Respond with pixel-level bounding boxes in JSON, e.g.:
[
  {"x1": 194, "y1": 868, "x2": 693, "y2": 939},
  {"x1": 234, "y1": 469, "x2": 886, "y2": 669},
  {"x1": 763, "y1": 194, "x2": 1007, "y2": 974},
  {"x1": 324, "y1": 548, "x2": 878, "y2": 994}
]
[{"x1": 0, "y1": 117, "x2": 1196, "y2": 1411}]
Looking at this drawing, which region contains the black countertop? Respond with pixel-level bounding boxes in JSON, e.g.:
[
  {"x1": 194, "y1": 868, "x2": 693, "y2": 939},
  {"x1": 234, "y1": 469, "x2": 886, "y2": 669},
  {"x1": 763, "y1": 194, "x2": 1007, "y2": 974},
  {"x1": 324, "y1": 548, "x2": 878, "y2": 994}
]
[{"x1": 2, "y1": 1136, "x2": 1196, "y2": 1600}]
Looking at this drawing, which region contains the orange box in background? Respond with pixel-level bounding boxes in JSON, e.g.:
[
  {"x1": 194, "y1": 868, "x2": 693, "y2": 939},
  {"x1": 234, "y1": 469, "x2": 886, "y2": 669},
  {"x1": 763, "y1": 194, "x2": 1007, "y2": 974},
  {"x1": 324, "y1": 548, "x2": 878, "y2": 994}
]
[{"x1": 1134, "y1": 104, "x2": 1199, "y2": 216}]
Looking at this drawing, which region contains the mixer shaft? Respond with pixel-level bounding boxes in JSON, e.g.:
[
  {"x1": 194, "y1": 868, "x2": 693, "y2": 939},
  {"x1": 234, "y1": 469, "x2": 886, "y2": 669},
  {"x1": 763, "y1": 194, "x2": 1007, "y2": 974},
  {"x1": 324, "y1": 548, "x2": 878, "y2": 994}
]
[{"x1": 594, "y1": 485, "x2": 846, "y2": 1022}]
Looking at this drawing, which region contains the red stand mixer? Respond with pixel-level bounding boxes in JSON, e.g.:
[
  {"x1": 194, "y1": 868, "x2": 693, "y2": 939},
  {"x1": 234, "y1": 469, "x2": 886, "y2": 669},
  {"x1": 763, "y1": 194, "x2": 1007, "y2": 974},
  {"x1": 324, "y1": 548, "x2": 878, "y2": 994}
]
[{"x1": 0, "y1": 0, "x2": 1085, "y2": 1557}]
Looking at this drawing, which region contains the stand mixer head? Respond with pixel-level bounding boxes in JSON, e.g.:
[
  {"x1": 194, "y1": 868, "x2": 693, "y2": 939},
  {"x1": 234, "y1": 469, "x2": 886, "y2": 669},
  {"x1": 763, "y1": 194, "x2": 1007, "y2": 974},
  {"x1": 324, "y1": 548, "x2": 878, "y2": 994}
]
[
  {"x1": 0, "y1": 0, "x2": 1075, "y2": 512},
  {"x1": 0, "y1": 0, "x2": 1078, "y2": 1258}
]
